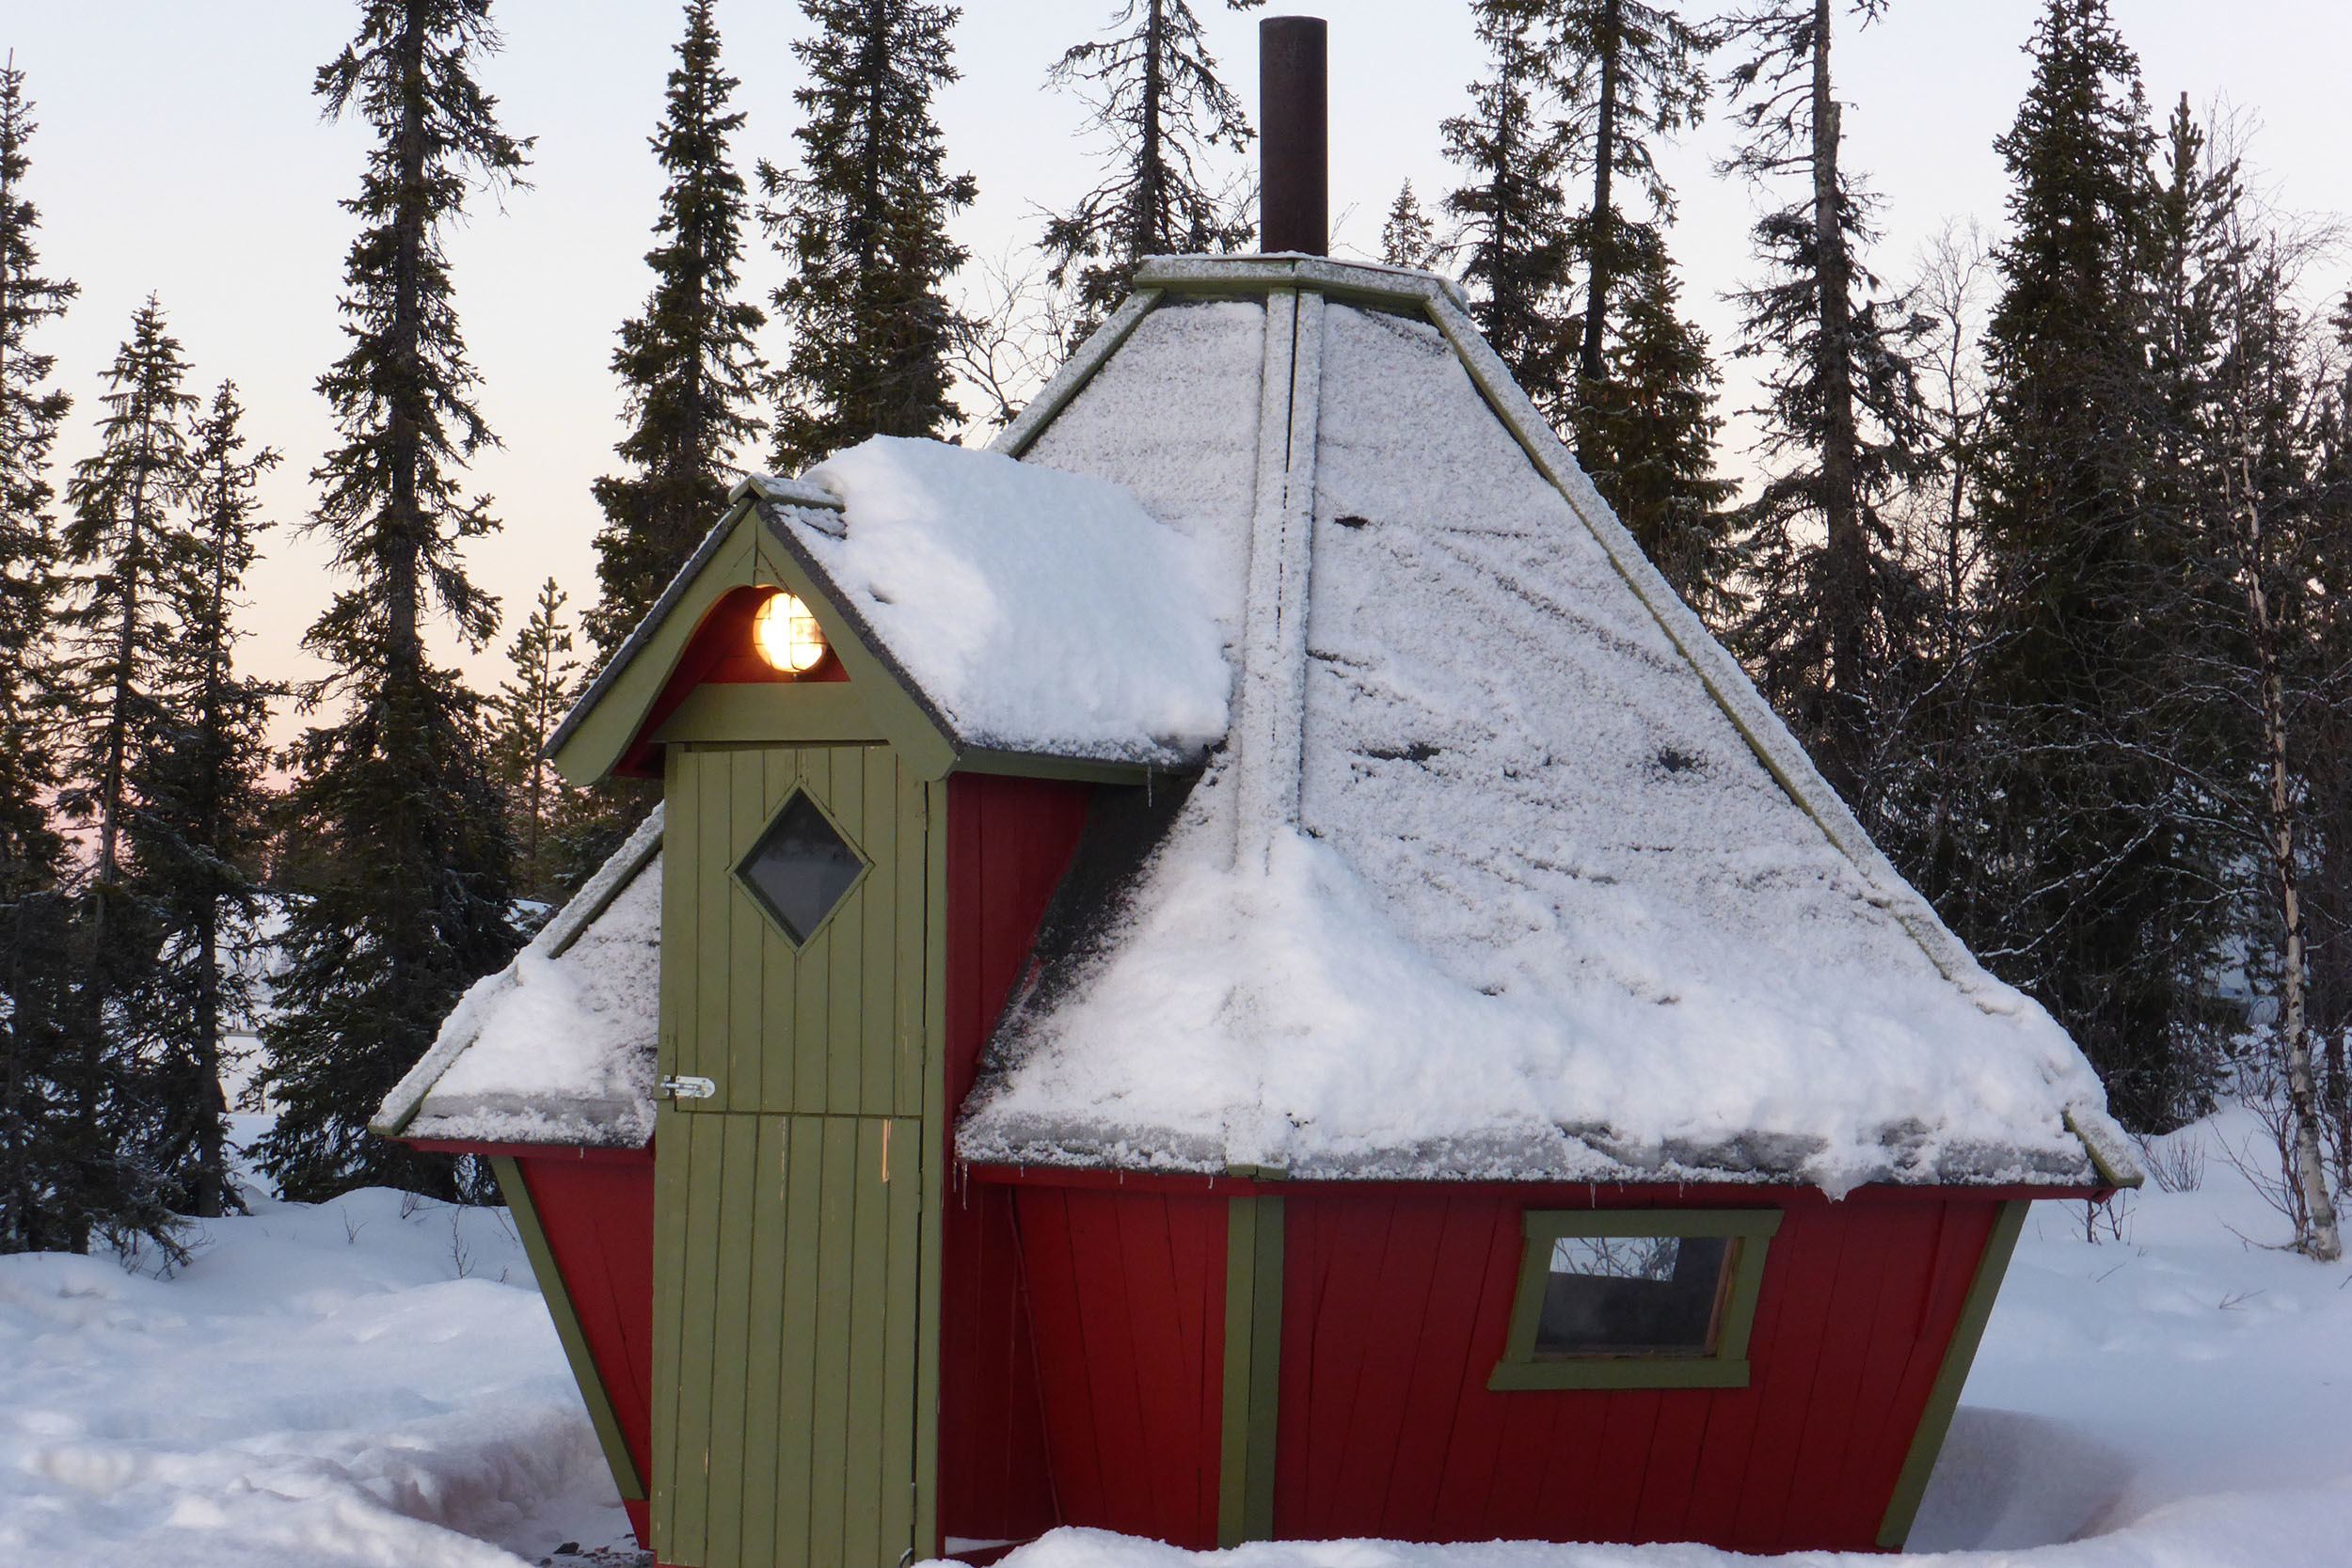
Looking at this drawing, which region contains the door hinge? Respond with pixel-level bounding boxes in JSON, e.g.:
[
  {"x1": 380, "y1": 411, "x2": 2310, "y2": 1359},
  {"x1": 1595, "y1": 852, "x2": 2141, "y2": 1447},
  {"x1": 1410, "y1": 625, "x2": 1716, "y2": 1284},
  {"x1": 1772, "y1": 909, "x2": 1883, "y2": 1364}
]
[{"x1": 659, "y1": 1074, "x2": 718, "y2": 1101}]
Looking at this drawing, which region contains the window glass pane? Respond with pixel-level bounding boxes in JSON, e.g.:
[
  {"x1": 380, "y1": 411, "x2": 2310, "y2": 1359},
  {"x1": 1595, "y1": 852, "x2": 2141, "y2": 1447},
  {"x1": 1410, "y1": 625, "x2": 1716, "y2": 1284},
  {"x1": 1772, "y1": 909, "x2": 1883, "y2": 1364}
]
[
  {"x1": 735, "y1": 791, "x2": 866, "y2": 945},
  {"x1": 1534, "y1": 1233, "x2": 1733, "y2": 1356}
]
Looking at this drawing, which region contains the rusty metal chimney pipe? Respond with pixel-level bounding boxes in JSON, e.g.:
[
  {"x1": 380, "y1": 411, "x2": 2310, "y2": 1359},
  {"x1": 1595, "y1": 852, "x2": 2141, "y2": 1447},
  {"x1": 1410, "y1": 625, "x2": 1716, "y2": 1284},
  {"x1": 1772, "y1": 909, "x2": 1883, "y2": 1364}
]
[{"x1": 1259, "y1": 16, "x2": 1328, "y2": 257}]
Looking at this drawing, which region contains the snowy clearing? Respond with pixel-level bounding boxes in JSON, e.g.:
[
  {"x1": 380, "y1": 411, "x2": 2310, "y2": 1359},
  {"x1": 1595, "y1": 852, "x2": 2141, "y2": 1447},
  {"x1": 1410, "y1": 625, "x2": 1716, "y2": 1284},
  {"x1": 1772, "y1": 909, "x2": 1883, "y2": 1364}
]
[
  {"x1": 0, "y1": 1121, "x2": 635, "y2": 1568},
  {"x1": 2, "y1": 1108, "x2": 2345, "y2": 1567}
]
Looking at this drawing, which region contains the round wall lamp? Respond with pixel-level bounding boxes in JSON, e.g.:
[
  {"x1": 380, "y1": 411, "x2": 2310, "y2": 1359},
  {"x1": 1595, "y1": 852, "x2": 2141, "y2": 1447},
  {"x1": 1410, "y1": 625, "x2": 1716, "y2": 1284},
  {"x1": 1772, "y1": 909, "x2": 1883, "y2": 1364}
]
[{"x1": 752, "y1": 590, "x2": 828, "y2": 673}]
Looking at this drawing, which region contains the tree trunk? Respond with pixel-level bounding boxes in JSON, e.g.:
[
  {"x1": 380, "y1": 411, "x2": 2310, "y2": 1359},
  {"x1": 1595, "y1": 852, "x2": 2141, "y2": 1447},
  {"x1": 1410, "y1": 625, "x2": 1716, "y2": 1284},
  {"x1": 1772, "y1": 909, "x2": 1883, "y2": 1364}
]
[
  {"x1": 1812, "y1": 0, "x2": 1866, "y2": 799},
  {"x1": 387, "y1": 3, "x2": 429, "y2": 680},
  {"x1": 1140, "y1": 0, "x2": 1167, "y2": 254},
  {"x1": 1576, "y1": 0, "x2": 1623, "y2": 417},
  {"x1": 2232, "y1": 431, "x2": 2342, "y2": 1262}
]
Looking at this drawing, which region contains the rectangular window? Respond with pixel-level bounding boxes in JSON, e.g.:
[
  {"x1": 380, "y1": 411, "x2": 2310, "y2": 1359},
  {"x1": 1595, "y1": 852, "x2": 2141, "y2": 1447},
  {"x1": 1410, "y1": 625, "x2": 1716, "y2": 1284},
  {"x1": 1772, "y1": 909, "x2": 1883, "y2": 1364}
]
[{"x1": 1489, "y1": 1210, "x2": 1780, "y2": 1391}]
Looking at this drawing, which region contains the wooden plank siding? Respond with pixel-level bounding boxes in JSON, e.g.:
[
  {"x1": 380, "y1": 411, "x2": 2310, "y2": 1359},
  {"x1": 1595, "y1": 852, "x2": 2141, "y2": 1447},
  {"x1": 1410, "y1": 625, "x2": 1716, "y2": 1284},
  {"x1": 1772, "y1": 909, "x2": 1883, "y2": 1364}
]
[
  {"x1": 501, "y1": 1153, "x2": 658, "y2": 1546},
  {"x1": 936, "y1": 774, "x2": 1092, "y2": 1551},
  {"x1": 1272, "y1": 1186, "x2": 2010, "y2": 1554},
  {"x1": 664, "y1": 743, "x2": 927, "y2": 1121},
  {"x1": 653, "y1": 740, "x2": 934, "y2": 1568},
  {"x1": 1012, "y1": 1185, "x2": 1230, "y2": 1550}
]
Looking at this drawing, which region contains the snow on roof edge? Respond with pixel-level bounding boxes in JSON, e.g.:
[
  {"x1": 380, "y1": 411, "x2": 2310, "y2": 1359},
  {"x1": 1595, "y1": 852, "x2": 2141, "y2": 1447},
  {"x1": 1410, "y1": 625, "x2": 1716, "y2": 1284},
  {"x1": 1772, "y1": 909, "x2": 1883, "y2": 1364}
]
[
  {"x1": 1409, "y1": 291, "x2": 2141, "y2": 1191},
  {"x1": 758, "y1": 481, "x2": 1221, "y2": 769},
  {"x1": 373, "y1": 805, "x2": 665, "y2": 1140},
  {"x1": 959, "y1": 267, "x2": 2135, "y2": 1192}
]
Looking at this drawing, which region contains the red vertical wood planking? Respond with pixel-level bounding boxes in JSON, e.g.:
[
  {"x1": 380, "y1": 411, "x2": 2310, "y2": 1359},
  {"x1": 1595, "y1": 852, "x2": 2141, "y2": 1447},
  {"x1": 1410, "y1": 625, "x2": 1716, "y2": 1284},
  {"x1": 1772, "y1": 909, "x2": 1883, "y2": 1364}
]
[
  {"x1": 1014, "y1": 1188, "x2": 1106, "y2": 1515},
  {"x1": 518, "y1": 1152, "x2": 658, "y2": 1495},
  {"x1": 1337, "y1": 1195, "x2": 1451, "y2": 1528},
  {"x1": 1376, "y1": 1193, "x2": 1504, "y2": 1535},
  {"x1": 1629, "y1": 1389, "x2": 1717, "y2": 1544},
  {"x1": 1012, "y1": 1185, "x2": 1227, "y2": 1547},
  {"x1": 1830, "y1": 1200, "x2": 1952, "y2": 1532},
  {"x1": 937, "y1": 773, "x2": 1091, "y2": 1547},
  {"x1": 1774, "y1": 1204, "x2": 1900, "y2": 1547},
  {"x1": 1255, "y1": 1183, "x2": 2028, "y2": 1555},
  {"x1": 1422, "y1": 1197, "x2": 1532, "y2": 1542}
]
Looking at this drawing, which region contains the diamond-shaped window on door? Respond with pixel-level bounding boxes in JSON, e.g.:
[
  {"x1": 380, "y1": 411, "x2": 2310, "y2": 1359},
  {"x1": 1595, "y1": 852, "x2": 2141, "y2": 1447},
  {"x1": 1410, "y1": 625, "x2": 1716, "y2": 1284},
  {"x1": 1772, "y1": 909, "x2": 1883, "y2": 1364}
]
[{"x1": 734, "y1": 788, "x2": 868, "y2": 946}]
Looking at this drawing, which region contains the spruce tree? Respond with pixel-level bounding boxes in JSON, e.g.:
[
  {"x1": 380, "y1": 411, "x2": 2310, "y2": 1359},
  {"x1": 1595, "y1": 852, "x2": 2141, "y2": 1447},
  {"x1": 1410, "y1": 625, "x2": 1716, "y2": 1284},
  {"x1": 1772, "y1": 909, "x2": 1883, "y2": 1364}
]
[
  {"x1": 1575, "y1": 237, "x2": 1738, "y2": 623},
  {"x1": 1549, "y1": 0, "x2": 1731, "y2": 617},
  {"x1": 129, "y1": 383, "x2": 280, "y2": 1220},
  {"x1": 256, "y1": 0, "x2": 530, "y2": 1202},
  {"x1": 588, "y1": 0, "x2": 766, "y2": 656},
  {"x1": 1041, "y1": 0, "x2": 1264, "y2": 332},
  {"x1": 0, "y1": 55, "x2": 79, "y2": 1255},
  {"x1": 1553, "y1": 0, "x2": 1710, "y2": 404},
  {"x1": 1719, "y1": 0, "x2": 1927, "y2": 799},
  {"x1": 492, "y1": 578, "x2": 581, "y2": 905},
  {"x1": 54, "y1": 297, "x2": 198, "y2": 1258},
  {"x1": 1443, "y1": 0, "x2": 1579, "y2": 420},
  {"x1": 60, "y1": 297, "x2": 198, "y2": 892},
  {"x1": 1377, "y1": 180, "x2": 1445, "y2": 272},
  {"x1": 762, "y1": 0, "x2": 976, "y2": 474},
  {"x1": 1969, "y1": 0, "x2": 2209, "y2": 1127}
]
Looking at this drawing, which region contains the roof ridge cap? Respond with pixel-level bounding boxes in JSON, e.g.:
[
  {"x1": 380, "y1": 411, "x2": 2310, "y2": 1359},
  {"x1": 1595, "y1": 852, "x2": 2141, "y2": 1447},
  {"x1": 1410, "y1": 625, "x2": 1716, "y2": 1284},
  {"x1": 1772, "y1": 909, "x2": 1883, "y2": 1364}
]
[{"x1": 1229, "y1": 290, "x2": 1326, "y2": 867}]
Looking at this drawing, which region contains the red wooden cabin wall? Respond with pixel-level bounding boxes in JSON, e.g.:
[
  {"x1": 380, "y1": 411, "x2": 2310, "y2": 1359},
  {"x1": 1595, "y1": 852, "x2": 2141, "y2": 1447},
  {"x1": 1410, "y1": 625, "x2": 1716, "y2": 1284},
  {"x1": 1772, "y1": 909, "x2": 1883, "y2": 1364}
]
[
  {"x1": 1275, "y1": 1185, "x2": 2004, "y2": 1554},
  {"x1": 514, "y1": 1150, "x2": 660, "y2": 1545},
  {"x1": 939, "y1": 774, "x2": 1093, "y2": 1550},
  {"x1": 1011, "y1": 1185, "x2": 1229, "y2": 1549}
]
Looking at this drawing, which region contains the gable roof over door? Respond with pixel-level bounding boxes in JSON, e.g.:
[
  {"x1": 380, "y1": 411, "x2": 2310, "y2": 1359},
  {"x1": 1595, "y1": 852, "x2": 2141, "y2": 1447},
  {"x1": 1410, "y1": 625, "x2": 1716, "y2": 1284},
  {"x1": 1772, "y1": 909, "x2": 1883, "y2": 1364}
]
[{"x1": 546, "y1": 444, "x2": 1232, "y2": 787}]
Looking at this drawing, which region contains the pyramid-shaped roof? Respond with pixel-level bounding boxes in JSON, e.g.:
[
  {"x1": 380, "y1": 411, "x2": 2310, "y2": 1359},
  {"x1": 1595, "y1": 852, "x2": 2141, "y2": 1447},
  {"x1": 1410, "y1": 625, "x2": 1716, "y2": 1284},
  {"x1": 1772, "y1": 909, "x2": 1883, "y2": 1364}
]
[{"x1": 950, "y1": 255, "x2": 2134, "y2": 1195}]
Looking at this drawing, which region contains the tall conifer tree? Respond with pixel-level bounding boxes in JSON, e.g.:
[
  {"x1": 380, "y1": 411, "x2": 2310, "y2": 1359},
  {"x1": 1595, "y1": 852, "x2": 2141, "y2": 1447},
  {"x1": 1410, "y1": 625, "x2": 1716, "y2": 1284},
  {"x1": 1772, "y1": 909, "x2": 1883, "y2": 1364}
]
[
  {"x1": 1552, "y1": 0, "x2": 1733, "y2": 616},
  {"x1": 1719, "y1": 0, "x2": 1926, "y2": 799},
  {"x1": 1443, "y1": 0, "x2": 1578, "y2": 420},
  {"x1": 53, "y1": 298, "x2": 198, "y2": 1257},
  {"x1": 1554, "y1": 0, "x2": 1709, "y2": 402},
  {"x1": 257, "y1": 0, "x2": 531, "y2": 1201},
  {"x1": 589, "y1": 0, "x2": 766, "y2": 656},
  {"x1": 762, "y1": 0, "x2": 976, "y2": 473},
  {"x1": 1377, "y1": 180, "x2": 1445, "y2": 271},
  {"x1": 1576, "y1": 240, "x2": 1739, "y2": 622},
  {"x1": 1969, "y1": 0, "x2": 2210, "y2": 1128},
  {"x1": 130, "y1": 383, "x2": 279, "y2": 1220},
  {"x1": 491, "y1": 578, "x2": 581, "y2": 905},
  {"x1": 60, "y1": 297, "x2": 197, "y2": 893},
  {"x1": 1042, "y1": 0, "x2": 1264, "y2": 332},
  {"x1": 0, "y1": 56, "x2": 80, "y2": 1255}
]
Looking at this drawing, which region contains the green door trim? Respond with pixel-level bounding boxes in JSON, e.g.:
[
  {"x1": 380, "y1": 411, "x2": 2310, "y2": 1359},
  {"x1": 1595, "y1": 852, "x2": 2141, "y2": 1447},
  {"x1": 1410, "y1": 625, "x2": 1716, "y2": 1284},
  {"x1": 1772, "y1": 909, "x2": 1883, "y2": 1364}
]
[
  {"x1": 1877, "y1": 1198, "x2": 2029, "y2": 1549},
  {"x1": 491, "y1": 1155, "x2": 646, "y2": 1502},
  {"x1": 1217, "y1": 1194, "x2": 1284, "y2": 1545}
]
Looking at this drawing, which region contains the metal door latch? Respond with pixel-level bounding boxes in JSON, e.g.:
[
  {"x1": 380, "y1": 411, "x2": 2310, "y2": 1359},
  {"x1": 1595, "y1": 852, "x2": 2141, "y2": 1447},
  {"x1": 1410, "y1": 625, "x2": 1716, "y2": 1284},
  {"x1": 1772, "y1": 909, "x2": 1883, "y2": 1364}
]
[{"x1": 659, "y1": 1074, "x2": 718, "y2": 1101}]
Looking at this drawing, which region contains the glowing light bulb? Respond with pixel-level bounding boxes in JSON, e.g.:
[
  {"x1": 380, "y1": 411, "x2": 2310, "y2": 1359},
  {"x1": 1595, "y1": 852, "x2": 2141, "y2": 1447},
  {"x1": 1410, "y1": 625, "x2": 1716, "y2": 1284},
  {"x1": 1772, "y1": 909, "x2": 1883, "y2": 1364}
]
[{"x1": 753, "y1": 591, "x2": 827, "y2": 673}]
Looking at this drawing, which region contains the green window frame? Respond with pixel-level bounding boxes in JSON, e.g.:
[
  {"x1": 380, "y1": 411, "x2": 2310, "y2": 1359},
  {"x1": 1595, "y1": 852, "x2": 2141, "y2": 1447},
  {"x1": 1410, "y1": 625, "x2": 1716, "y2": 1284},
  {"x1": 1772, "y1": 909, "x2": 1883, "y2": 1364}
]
[{"x1": 1488, "y1": 1208, "x2": 1781, "y2": 1391}]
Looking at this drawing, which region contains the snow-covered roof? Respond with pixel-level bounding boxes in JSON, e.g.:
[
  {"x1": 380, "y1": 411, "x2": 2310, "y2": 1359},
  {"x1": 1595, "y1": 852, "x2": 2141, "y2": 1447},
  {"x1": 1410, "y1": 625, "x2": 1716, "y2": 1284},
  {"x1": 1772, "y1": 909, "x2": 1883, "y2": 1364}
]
[
  {"x1": 404, "y1": 255, "x2": 2134, "y2": 1192},
  {"x1": 546, "y1": 437, "x2": 1231, "y2": 777},
  {"x1": 952, "y1": 256, "x2": 2137, "y2": 1196},
  {"x1": 373, "y1": 808, "x2": 664, "y2": 1148},
  {"x1": 757, "y1": 436, "x2": 1231, "y2": 766}
]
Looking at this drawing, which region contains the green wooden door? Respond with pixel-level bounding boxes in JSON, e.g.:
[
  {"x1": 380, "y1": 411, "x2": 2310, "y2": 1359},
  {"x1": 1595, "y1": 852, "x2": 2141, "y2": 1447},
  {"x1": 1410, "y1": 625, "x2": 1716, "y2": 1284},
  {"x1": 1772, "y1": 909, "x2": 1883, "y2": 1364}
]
[{"x1": 653, "y1": 743, "x2": 931, "y2": 1568}]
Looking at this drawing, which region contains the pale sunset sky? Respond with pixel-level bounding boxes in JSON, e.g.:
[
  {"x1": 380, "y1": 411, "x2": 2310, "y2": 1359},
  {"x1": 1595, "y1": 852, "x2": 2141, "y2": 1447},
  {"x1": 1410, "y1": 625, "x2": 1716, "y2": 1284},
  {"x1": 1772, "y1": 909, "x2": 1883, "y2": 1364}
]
[{"x1": 9, "y1": 1, "x2": 2349, "y2": 744}]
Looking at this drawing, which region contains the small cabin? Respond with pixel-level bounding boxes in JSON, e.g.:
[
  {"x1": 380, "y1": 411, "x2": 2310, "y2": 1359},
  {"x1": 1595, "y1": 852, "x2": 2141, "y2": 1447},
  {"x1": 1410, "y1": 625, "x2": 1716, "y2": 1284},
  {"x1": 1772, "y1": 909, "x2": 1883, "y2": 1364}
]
[{"x1": 375, "y1": 245, "x2": 2136, "y2": 1568}]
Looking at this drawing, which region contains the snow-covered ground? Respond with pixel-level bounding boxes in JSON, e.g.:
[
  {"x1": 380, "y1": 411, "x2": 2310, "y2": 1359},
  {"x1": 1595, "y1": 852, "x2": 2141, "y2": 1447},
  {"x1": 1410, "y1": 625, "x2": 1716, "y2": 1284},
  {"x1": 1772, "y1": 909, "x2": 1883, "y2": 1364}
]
[
  {"x1": 0, "y1": 1118, "x2": 636, "y2": 1568},
  {"x1": 2, "y1": 1108, "x2": 2345, "y2": 1566}
]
